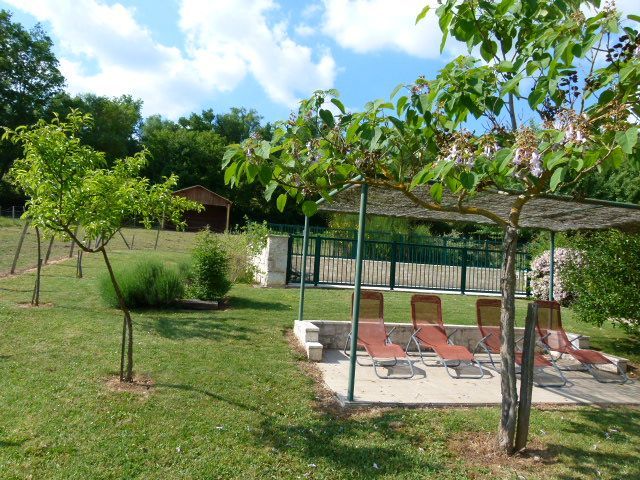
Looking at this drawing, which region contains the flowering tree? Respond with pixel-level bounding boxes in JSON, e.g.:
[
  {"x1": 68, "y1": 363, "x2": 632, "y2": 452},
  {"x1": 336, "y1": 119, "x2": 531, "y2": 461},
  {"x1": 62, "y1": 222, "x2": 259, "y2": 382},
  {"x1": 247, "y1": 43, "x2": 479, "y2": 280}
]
[
  {"x1": 224, "y1": 0, "x2": 640, "y2": 452},
  {"x1": 4, "y1": 111, "x2": 199, "y2": 382},
  {"x1": 530, "y1": 248, "x2": 583, "y2": 305}
]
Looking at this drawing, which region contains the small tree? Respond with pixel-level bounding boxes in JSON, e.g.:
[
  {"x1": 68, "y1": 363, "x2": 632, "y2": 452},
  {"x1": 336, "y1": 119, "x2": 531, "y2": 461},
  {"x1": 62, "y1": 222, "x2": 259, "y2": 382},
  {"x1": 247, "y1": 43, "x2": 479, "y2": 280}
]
[
  {"x1": 224, "y1": 1, "x2": 640, "y2": 452},
  {"x1": 4, "y1": 111, "x2": 199, "y2": 382}
]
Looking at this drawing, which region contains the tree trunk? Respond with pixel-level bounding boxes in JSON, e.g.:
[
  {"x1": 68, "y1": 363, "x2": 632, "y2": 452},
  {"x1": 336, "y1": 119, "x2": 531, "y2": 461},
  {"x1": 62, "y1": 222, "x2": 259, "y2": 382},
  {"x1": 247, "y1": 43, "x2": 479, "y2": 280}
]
[
  {"x1": 101, "y1": 247, "x2": 134, "y2": 382},
  {"x1": 499, "y1": 224, "x2": 519, "y2": 453},
  {"x1": 31, "y1": 227, "x2": 42, "y2": 306}
]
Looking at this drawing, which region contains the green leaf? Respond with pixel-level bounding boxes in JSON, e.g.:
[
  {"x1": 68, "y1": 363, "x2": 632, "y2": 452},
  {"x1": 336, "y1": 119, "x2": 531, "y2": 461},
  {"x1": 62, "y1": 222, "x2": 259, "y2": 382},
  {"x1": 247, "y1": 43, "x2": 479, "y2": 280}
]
[
  {"x1": 224, "y1": 162, "x2": 237, "y2": 185},
  {"x1": 276, "y1": 194, "x2": 287, "y2": 212},
  {"x1": 301, "y1": 200, "x2": 318, "y2": 217},
  {"x1": 319, "y1": 109, "x2": 335, "y2": 128},
  {"x1": 628, "y1": 14, "x2": 640, "y2": 22},
  {"x1": 480, "y1": 40, "x2": 498, "y2": 62},
  {"x1": 410, "y1": 166, "x2": 434, "y2": 190},
  {"x1": 496, "y1": 0, "x2": 516, "y2": 15},
  {"x1": 500, "y1": 73, "x2": 523, "y2": 96},
  {"x1": 258, "y1": 165, "x2": 273, "y2": 185},
  {"x1": 263, "y1": 182, "x2": 277, "y2": 201},
  {"x1": 495, "y1": 148, "x2": 514, "y2": 171},
  {"x1": 330, "y1": 98, "x2": 346, "y2": 114},
  {"x1": 256, "y1": 140, "x2": 271, "y2": 159},
  {"x1": 459, "y1": 171, "x2": 476, "y2": 190},
  {"x1": 415, "y1": 5, "x2": 430, "y2": 24},
  {"x1": 430, "y1": 183, "x2": 443, "y2": 203},
  {"x1": 496, "y1": 60, "x2": 514, "y2": 72},
  {"x1": 245, "y1": 162, "x2": 259, "y2": 182},
  {"x1": 544, "y1": 150, "x2": 567, "y2": 170},
  {"x1": 390, "y1": 83, "x2": 404, "y2": 99},
  {"x1": 615, "y1": 127, "x2": 638, "y2": 154},
  {"x1": 222, "y1": 145, "x2": 239, "y2": 168},
  {"x1": 550, "y1": 167, "x2": 566, "y2": 192}
]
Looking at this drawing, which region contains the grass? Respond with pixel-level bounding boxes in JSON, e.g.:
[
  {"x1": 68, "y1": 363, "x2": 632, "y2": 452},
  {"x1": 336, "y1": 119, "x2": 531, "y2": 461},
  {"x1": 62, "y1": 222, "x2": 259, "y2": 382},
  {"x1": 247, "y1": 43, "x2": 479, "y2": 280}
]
[
  {"x1": 0, "y1": 246, "x2": 638, "y2": 479},
  {"x1": 0, "y1": 222, "x2": 196, "y2": 276}
]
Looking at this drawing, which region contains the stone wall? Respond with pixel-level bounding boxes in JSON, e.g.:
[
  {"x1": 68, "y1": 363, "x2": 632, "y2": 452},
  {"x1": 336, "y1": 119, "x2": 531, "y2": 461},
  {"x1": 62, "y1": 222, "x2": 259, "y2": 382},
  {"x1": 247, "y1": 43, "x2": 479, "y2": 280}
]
[
  {"x1": 293, "y1": 319, "x2": 594, "y2": 363},
  {"x1": 252, "y1": 235, "x2": 289, "y2": 287}
]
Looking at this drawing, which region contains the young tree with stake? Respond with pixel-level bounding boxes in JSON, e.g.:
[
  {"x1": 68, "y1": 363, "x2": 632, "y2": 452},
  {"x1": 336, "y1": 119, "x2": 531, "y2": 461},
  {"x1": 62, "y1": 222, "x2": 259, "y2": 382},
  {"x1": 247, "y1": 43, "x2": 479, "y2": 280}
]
[
  {"x1": 4, "y1": 111, "x2": 199, "y2": 382},
  {"x1": 223, "y1": 0, "x2": 640, "y2": 452}
]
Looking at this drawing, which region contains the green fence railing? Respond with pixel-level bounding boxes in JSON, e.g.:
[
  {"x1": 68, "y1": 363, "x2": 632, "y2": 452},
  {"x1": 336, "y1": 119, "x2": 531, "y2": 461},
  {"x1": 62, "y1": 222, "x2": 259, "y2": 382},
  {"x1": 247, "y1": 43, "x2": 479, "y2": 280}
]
[{"x1": 286, "y1": 234, "x2": 531, "y2": 295}]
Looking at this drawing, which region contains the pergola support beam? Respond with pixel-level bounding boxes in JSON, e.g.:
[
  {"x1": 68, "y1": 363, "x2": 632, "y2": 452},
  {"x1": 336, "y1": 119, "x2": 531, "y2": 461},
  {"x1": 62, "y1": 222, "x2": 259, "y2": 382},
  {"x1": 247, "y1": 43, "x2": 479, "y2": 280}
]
[
  {"x1": 347, "y1": 183, "x2": 368, "y2": 402},
  {"x1": 297, "y1": 215, "x2": 310, "y2": 321}
]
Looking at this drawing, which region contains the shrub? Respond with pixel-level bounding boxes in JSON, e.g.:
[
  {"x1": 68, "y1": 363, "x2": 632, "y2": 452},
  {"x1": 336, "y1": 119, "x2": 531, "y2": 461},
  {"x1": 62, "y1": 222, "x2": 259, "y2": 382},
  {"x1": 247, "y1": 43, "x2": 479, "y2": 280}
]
[
  {"x1": 187, "y1": 230, "x2": 231, "y2": 300},
  {"x1": 99, "y1": 257, "x2": 184, "y2": 308},
  {"x1": 564, "y1": 231, "x2": 640, "y2": 336},
  {"x1": 529, "y1": 247, "x2": 582, "y2": 306}
]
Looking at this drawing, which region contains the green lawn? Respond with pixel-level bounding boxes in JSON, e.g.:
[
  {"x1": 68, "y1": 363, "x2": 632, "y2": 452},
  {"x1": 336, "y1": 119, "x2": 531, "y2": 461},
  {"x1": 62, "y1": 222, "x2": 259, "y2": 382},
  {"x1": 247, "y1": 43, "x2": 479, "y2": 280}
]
[{"x1": 0, "y1": 248, "x2": 638, "y2": 479}]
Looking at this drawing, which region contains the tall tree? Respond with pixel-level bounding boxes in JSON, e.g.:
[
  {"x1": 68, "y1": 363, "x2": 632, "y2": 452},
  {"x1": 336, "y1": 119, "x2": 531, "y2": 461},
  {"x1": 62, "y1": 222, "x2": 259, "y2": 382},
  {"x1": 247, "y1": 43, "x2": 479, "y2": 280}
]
[
  {"x1": 0, "y1": 10, "x2": 64, "y2": 181},
  {"x1": 141, "y1": 112, "x2": 301, "y2": 226},
  {"x1": 49, "y1": 93, "x2": 143, "y2": 162},
  {"x1": 224, "y1": 0, "x2": 639, "y2": 453}
]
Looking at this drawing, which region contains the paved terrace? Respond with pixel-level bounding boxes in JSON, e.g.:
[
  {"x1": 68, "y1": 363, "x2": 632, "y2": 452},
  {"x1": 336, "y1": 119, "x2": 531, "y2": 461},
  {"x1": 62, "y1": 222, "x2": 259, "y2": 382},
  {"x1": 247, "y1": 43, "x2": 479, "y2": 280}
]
[{"x1": 318, "y1": 350, "x2": 640, "y2": 407}]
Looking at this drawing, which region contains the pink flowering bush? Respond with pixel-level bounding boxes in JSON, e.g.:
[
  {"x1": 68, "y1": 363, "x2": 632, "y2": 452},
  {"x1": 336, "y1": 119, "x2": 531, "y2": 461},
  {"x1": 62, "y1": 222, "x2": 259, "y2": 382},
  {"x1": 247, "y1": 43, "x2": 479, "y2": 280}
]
[{"x1": 529, "y1": 248, "x2": 583, "y2": 305}]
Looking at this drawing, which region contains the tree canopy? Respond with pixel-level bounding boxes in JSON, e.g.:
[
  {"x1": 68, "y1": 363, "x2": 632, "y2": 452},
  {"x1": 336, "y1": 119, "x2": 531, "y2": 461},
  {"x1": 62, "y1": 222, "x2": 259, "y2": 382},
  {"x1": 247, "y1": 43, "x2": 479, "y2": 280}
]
[
  {"x1": 0, "y1": 9, "x2": 64, "y2": 202},
  {"x1": 223, "y1": 0, "x2": 640, "y2": 453}
]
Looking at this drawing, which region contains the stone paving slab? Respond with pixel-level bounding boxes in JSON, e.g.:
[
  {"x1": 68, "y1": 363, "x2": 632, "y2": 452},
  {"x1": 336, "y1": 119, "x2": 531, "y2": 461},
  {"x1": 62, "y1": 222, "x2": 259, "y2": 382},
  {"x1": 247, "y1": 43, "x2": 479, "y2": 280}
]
[{"x1": 318, "y1": 350, "x2": 640, "y2": 407}]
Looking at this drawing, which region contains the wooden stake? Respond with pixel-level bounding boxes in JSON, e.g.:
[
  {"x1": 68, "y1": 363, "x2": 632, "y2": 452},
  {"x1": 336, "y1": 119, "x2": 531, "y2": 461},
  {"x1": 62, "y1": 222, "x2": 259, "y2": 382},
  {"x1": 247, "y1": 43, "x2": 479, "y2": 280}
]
[
  {"x1": 44, "y1": 236, "x2": 55, "y2": 264},
  {"x1": 11, "y1": 220, "x2": 30, "y2": 274},
  {"x1": 515, "y1": 303, "x2": 538, "y2": 452}
]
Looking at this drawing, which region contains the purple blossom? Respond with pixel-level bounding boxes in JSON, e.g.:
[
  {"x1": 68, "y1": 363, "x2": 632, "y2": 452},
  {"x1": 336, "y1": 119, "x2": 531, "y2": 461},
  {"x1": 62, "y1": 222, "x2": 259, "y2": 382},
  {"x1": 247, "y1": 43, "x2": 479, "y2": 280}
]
[
  {"x1": 529, "y1": 248, "x2": 583, "y2": 305},
  {"x1": 513, "y1": 148, "x2": 523, "y2": 166}
]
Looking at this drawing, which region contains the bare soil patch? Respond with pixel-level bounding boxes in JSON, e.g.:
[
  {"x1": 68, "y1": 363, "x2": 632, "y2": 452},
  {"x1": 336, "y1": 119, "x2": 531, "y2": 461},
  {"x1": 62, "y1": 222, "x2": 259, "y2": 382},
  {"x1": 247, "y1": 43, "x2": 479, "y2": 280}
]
[
  {"x1": 17, "y1": 302, "x2": 54, "y2": 308},
  {"x1": 105, "y1": 374, "x2": 155, "y2": 396},
  {"x1": 449, "y1": 430, "x2": 557, "y2": 479}
]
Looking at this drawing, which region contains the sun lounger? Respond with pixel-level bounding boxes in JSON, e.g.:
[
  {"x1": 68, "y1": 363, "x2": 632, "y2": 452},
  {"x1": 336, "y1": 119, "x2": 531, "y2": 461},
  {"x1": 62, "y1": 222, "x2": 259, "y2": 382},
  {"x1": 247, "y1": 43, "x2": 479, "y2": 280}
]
[
  {"x1": 343, "y1": 291, "x2": 414, "y2": 379},
  {"x1": 406, "y1": 294, "x2": 483, "y2": 378},
  {"x1": 475, "y1": 298, "x2": 567, "y2": 387},
  {"x1": 535, "y1": 300, "x2": 628, "y2": 384}
]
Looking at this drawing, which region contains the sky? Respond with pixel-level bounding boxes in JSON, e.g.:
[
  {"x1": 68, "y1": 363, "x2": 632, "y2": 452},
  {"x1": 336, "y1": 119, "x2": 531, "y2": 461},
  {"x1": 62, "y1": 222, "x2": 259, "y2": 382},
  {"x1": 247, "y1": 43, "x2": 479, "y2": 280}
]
[{"x1": 1, "y1": 0, "x2": 637, "y2": 123}]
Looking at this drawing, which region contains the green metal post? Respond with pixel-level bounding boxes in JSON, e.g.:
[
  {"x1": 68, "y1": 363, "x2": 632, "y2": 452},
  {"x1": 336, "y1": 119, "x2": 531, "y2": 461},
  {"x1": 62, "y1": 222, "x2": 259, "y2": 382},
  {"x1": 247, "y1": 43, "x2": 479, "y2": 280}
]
[
  {"x1": 347, "y1": 184, "x2": 368, "y2": 402},
  {"x1": 549, "y1": 231, "x2": 556, "y2": 301},
  {"x1": 460, "y1": 243, "x2": 468, "y2": 294},
  {"x1": 298, "y1": 216, "x2": 310, "y2": 321}
]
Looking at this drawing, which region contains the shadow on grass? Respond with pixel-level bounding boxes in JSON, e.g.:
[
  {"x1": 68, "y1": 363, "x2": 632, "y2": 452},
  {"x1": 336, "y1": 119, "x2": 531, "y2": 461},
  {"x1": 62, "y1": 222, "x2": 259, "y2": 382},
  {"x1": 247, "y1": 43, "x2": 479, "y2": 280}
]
[
  {"x1": 254, "y1": 410, "x2": 443, "y2": 477},
  {"x1": 544, "y1": 408, "x2": 640, "y2": 479},
  {"x1": 157, "y1": 383, "x2": 267, "y2": 416},
  {"x1": 158, "y1": 382, "x2": 439, "y2": 476},
  {"x1": 140, "y1": 315, "x2": 257, "y2": 341},
  {"x1": 0, "y1": 439, "x2": 26, "y2": 448},
  {"x1": 226, "y1": 295, "x2": 290, "y2": 312},
  {"x1": 590, "y1": 335, "x2": 640, "y2": 364}
]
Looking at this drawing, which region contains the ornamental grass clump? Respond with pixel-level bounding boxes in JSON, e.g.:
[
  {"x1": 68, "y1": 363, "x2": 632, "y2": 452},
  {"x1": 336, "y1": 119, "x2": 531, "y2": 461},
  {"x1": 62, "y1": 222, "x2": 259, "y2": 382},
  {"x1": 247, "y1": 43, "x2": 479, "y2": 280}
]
[
  {"x1": 529, "y1": 248, "x2": 583, "y2": 305},
  {"x1": 100, "y1": 257, "x2": 184, "y2": 309}
]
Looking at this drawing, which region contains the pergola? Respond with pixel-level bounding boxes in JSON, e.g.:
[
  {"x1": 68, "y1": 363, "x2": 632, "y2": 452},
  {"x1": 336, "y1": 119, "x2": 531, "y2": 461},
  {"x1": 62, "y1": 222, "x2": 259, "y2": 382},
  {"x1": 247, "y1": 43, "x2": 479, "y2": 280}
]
[{"x1": 295, "y1": 183, "x2": 640, "y2": 402}]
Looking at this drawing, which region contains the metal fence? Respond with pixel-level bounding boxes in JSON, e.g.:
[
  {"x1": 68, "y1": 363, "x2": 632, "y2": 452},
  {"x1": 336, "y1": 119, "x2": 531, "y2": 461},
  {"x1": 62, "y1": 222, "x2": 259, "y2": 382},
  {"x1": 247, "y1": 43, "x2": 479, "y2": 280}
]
[
  {"x1": 286, "y1": 235, "x2": 531, "y2": 295},
  {"x1": 0, "y1": 205, "x2": 25, "y2": 219}
]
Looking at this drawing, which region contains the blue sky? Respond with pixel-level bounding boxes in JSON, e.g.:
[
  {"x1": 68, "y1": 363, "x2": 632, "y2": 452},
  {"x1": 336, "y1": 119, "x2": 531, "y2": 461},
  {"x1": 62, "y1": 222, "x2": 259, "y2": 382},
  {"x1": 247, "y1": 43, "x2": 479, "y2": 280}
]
[
  {"x1": 0, "y1": 0, "x2": 457, "y2": 122},
  {"x1": 2, "y1": 0, "x2": 636, "y2": 124}
]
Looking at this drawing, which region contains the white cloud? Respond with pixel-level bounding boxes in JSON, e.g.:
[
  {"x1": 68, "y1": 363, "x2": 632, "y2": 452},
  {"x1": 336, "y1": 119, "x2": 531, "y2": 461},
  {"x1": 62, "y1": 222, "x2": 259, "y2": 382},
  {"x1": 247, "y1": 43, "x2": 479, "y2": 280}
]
[
  {"x1": 295, "y1": 23, "x2": 316, "y2": 37},
  {"x1": 321, "y1": 0, "x2": 447, "y2": 59},
  {"x1": 3, "y1": 0, "x2": 337, "y2": 117},
  {"x1": 179, "y1": 0, "x2": 336, "y2": 107}
]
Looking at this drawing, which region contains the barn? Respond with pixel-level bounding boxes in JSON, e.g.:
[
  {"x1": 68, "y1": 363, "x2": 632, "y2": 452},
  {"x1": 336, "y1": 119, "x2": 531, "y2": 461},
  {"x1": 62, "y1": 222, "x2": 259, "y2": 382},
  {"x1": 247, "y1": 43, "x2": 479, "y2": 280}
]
[{"x1": 173, "y1": 185, "x2": 232, "y2": 232}]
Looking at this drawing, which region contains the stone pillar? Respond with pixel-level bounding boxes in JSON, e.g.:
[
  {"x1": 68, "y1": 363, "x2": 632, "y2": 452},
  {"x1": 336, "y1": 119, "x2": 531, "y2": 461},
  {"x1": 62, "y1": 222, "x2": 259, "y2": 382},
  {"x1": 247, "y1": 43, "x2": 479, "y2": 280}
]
[{"x1": 252, "y1": 234, "x2": 289, "y2": 287}]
